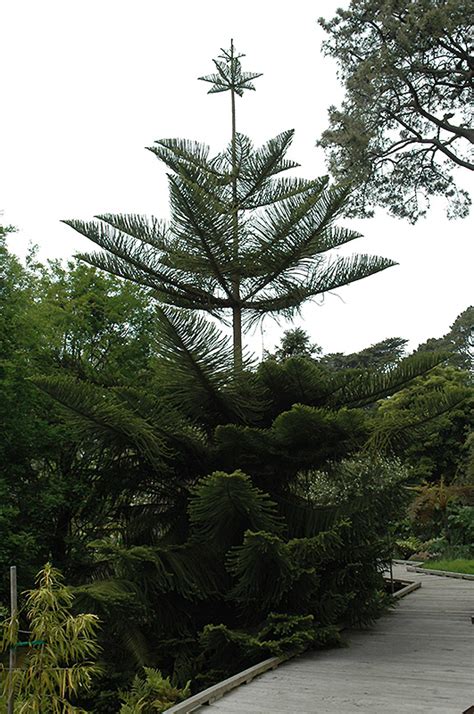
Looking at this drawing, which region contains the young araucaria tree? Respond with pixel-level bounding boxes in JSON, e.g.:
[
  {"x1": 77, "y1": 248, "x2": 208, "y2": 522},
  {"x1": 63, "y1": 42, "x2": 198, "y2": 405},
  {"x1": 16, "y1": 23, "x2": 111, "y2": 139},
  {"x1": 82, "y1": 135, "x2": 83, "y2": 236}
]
[{"x1": 64, "y1": 41, "x2": 395, "y2": 371}]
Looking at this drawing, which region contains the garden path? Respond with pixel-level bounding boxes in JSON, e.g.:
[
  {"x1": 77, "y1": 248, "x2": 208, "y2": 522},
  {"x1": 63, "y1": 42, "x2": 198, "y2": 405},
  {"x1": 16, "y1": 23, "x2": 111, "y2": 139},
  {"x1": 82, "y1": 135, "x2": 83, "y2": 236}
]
[{"x1": 198, "y1": 564, "x2": 474, "y2": 713}]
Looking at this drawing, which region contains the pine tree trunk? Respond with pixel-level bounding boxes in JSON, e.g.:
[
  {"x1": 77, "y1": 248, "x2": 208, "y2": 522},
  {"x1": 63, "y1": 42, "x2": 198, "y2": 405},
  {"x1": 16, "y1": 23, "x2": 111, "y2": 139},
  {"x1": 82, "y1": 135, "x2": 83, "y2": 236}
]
[
  {"x1": 233, "y1": 305, "x2": 242, "y2": 371},
  {"x1": 230, "y1": 40, "x2": 243, "y2": 372}
]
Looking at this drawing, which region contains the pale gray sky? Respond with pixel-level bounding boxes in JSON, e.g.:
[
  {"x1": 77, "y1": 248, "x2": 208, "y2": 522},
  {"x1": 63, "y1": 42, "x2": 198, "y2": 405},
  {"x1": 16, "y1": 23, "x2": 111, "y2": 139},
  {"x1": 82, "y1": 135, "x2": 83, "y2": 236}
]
[{"x1": 1, "y1": 0, "x2": 472, "y2": 357}]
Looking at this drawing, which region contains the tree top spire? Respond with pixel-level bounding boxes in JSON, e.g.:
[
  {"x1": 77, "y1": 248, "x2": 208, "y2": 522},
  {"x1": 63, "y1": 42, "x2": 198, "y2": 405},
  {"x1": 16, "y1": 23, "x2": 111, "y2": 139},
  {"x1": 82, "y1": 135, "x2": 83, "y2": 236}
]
[{"x1": 199, "y1": 40, "x2": 263, "y2": 97}]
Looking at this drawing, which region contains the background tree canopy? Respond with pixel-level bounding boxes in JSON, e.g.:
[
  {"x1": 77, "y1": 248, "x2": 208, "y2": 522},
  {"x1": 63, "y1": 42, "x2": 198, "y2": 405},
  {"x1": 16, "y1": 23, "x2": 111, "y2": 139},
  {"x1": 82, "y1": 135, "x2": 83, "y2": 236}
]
[
  {"x1": 0, "y1": 237, "x2": 159, "y2": 593},
  {"x1": 318, "y1": 0, "x2": 473, "y2": 222},
  {"x1": 415, "y1": 305, "x2": 473, "y2": 371}
]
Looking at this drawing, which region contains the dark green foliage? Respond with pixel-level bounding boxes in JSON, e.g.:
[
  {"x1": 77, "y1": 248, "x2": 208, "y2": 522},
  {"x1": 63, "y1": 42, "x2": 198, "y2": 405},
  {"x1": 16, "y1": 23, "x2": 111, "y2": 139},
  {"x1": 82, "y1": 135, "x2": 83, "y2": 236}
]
[
  {"x1": 213, "y1": 405, "x2": 367, "y2": 488},
  {"x1": 227, "y1": 531, "x2": 294, "y2": 614},
  {"x1": 67, "y1": 457, "x2": 404, "y2": 699},
  {"x1": 326, "y1": 352, "x2": 450, "y2": 409},
  {"x1": 197, "y1": 615, "x2": 340, "y2": 688},
  {"x1": 271, "y1": 327, "x2": 322, "y2": 360},
  {"x1": 18, "y1": 266, "x2": 460, "y2": 696},
  {"x1": 0, "y1": 217, "x2": 16, "y2": 239},
  {"x1": 2, "y1": 238, "x2": 464, "y2": 703},
  {"x1": 255, "y1": 350, "x2": 447, "y2": 417},
  {"x1": 415, "y1": 306, "x2": 473, "y2": 372},
  {"x1": 291, "y1": 457, "x2": 410, "y2": 625},
  {"x1": 320, "y1": 337, "x2": 408, "y2": 371},
  {"x1": 376, "y1": 366, "x2": 473, "y2": 480},
  {"x1": 256, "y1": 358, "x2": 333, "y2": 417},
  {"x1": 149, "y1": 306, "x2": 260, "y2": 426},
  {"x1": 189, "y1": 471, "x2": 284, "y2": 549},
  {"x1": 119, "y1": 667, "x2": 191, "y2": 713},
  {"x1": 319, "y1": 0, "x2": 473, "y2": 222},
  {"x1": 446, "y1": 503, "x2": 474, "y2": 546},
  {"x1": 0, "y1": 242, "x2": 178, "y2": 599},
  {"x1": 273, "y1": 404, "x2": 367, "y2": 463},
  {"x1": 34, "y1": 376, "x2": 171, "y2": 469}
]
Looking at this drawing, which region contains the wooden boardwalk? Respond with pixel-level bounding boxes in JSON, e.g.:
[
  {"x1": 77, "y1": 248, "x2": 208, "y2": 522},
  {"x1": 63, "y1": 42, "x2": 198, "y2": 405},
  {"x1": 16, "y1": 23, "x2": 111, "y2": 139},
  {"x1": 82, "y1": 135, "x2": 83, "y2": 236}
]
[{"x1": 198, "y1": 565, "x2": 474, "y2": 713}]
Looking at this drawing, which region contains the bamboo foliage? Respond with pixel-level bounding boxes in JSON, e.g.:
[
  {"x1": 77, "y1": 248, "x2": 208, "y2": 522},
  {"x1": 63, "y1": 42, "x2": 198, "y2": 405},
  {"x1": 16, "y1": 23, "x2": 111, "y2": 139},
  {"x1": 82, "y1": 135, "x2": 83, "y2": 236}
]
[{"x1": 0, "y1": 564, "x2": 101, "y2": 713}]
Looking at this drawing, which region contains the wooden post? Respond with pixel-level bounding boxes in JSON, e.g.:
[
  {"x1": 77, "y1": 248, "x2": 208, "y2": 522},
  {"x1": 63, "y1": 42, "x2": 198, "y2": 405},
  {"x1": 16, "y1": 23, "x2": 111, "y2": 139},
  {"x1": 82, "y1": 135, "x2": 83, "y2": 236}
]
[{"x1": 8, "y1": 565, "x2": 17, "y2": 714}]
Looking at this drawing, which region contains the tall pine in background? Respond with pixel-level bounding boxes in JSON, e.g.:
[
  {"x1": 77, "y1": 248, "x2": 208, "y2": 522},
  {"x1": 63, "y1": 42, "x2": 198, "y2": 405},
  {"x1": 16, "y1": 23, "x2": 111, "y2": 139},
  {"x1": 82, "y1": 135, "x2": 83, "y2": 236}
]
[{"x1": 64, "y1": 42, "x2": 395, "y2": 370}]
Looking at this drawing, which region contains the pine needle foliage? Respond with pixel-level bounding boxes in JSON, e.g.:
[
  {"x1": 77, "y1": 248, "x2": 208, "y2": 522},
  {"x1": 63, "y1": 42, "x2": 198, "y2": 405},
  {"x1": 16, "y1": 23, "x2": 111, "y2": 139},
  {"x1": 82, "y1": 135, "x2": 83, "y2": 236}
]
[
  {"x1": 72, "y1": 459, "x2": 403, "y2": 696},
  {"x1": 63, "y1": 41, "x2": 396, "y2": 370},
  {"x1": 150, "y1": 306, "x2": 260, "y2": 425},
  {"x1": 227, "y1": 531, "x2": 295, "y2": 615},
  {"x1": 197, "y1": 613, "x2": 340, "y2": 681},
  {"x1": 33, "y1": 376, "x2": 171, "y2": 469},
  {"x1": 188, "y1": 471, "x2": 284, "y2": 550}
]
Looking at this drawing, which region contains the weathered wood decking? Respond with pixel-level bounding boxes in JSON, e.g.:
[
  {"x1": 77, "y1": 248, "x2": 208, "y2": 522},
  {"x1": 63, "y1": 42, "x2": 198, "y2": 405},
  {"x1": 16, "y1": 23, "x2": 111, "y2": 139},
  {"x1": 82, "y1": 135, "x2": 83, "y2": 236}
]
[{"x1": 198, "y1": 565, "x2": 474, "y2": 713}]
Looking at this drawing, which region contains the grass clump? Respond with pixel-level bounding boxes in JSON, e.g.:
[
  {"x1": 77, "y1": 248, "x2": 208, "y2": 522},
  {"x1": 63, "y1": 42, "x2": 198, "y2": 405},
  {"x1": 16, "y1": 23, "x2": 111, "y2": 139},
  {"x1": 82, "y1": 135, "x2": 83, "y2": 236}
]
[{"x1": 422, "y1": 559, "x2": 474, "y2": 575}]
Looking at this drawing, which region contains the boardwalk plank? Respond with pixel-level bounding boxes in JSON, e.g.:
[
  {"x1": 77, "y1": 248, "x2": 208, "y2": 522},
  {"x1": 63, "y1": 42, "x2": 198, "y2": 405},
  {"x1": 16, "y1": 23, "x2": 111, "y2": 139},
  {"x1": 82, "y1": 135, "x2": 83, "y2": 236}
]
[{"x1": 198, "y1": 566, "x2": 474, "y2": 713}]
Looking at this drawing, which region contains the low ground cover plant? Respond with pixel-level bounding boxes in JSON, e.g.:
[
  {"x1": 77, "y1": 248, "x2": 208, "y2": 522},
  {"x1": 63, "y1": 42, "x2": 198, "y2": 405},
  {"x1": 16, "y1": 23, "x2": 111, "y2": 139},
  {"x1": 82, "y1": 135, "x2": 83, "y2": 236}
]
[{"x1": 421, "y1": 559, "x2": 474, "y2": 575}]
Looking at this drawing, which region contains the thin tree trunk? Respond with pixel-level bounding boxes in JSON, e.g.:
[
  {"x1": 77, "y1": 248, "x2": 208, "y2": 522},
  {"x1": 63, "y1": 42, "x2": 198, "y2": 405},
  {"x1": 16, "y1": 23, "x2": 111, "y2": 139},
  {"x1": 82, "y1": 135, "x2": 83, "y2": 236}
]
[
  {"x1": 232, "y1": 305, "x2": 242, "y2": 371},
  {"x1": 230, "y1": 39, "x2": 242, "y2": 372}
]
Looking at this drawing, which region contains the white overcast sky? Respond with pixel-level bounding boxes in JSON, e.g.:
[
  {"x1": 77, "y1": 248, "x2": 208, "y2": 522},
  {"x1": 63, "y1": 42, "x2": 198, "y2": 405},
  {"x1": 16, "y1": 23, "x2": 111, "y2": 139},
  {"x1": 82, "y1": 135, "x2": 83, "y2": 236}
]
[{"x1": 1, "y1": 0, "x2": 473, "y2": 358}]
